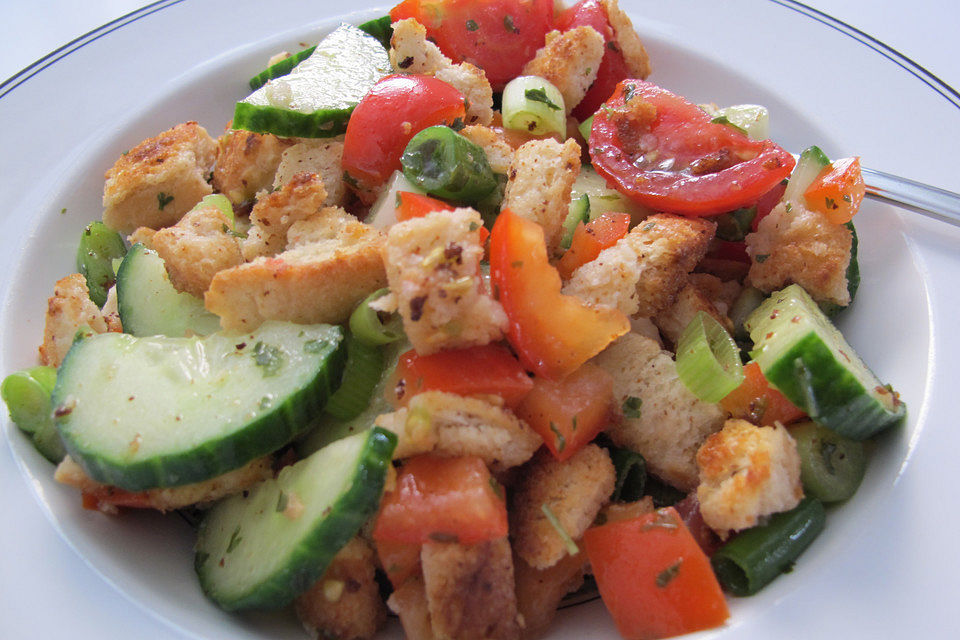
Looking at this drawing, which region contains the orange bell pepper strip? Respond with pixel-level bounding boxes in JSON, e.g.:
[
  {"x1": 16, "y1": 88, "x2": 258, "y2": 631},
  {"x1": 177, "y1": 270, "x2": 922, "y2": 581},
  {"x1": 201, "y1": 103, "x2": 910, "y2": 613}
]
[
  {"x1": 557, "y1": 212, "x2": 631, "y2": 280},
  {"x1": 720, "y1": 361, "x2": 806, "y2": 426},
  {"x1": 803, "y1": 156, "x2": 865, "y2": 225},
  {"x1": 389, "y1": 344, "x2": 534, "y2": 408},
  {"x1": 583, "y1": 507, "x2": 730, "y2": 640},
  {"x1": 515, "y1": 363, "x2": 614, "y2": 461},
  {"x1": 489, "y1": 208, "x2": 630, "y2": 379},
  {"x1": 372, "y1": 455, "x2": 508, "y2": 546}
]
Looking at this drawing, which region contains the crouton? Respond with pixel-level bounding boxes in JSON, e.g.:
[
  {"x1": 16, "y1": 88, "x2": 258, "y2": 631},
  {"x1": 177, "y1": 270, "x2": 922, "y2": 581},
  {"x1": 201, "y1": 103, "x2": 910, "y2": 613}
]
[
  {"x1": 388, "y1": 575, "x2": 437, "y2": 640},
  {"x1": 101, "y1": 285, "x2": 122, "y2": 332},
  {"x1": 273, "y1": 138, "x2": 348, "y2": 206},
  {"x1": 696, "y1": 419, "x2": 803, "y2": 534},
  {"x1": 374, "y1": 391, "x2": 542, "y2": 471},
  {"x1": 593, "y1": 332, "x2": 725, "y2": 491},
  {"x1": 513, "y1": 550, "x2": 587, "y2": 636},
  {"x1": 102, "y1": 122, "x2": 216, "y2": 233},
  {"x1": 688, "y1": 273, "x2": 741, "y2": 317},
  {"x1": 295, "y1": 537, "x2": 387, "y2": 640},
  {"x1": 150, "y1": 204, "x2": 244, "y2": 298},
  {"x1": 563, "y1": 214, "x2": 715, "y2": 317},
  {"x1": 459, "y1": 125, "x2": 516, "y2": 175},
  {"x1": 205, "y1": 208, "x2": 386, "y2": 332},
  {"x1": 390, "y1": 18, "x2": 494, "y2": 126},
  {"x1": 502, "y1": 138, "x2": 581, "y2": 256},
  {"x1": 127, "y1": 226, "x2": 156, "y2": 249},
  {"x1": 211, "y1": 128, "x2": 294, "y2": 207},
  {"x1": 599, "y1": 0, "x2": 652, "y2": 79},
  {"x1": 54, "y1": 454, "x2": 272, "y2": 513},
  {"x1": 522, "y1": 27, "x2": 605, "y2": 113},
  {"x1": 511, "y1": 445, "x2": 615, "y2": 569},
  {"x1": 653, "y1": 283, "x2": 732, "y2": 346},
  {"x1": 383, "y1": 209, "x2": 506, "y2": 355},
  {"x1": 39, "y1": 274, "x2": 114, "y2": 367},
  {"x1": 421, "y1": 537, "x2": 521, "y2": 640},
  {"x1": 241, "y1": 172, "x2": 328, "y2": 260},
  {"x1": 745, "y1": 201, "x2": 853, "y2": 306}
]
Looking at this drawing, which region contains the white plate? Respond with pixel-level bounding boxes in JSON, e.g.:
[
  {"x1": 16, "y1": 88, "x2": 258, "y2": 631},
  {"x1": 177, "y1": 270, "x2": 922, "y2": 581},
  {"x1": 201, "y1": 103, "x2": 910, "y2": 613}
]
[{"x1": 2, "y1": 1, "x2": 959, "y2": 638}]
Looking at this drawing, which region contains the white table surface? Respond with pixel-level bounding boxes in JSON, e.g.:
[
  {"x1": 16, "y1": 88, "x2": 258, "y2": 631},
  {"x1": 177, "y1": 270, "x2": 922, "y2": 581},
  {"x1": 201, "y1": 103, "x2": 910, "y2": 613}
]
[{"x1": 1, "y1": 1, "x2": 958, "y2": 639}]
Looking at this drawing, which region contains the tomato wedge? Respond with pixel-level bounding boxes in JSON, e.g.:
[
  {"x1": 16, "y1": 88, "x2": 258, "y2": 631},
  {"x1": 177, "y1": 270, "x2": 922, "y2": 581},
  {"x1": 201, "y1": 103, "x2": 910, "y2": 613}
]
[
  {"x1": 391, "y1": 344, "x2": 534, "y2": 407},
  {"x1": 557, "y1": 212, "x2": 631, "y2": 279},
  {"x1": 342, "y1": 74, "x2": 466, "y2": 199},
  {"x1": 390, "y1": 0, "x2": 555, "y2": 90},
  {"x1": 589, "y1": 80, "x2": 796, "y2": 216},
  {"x1": 490, "y1": 208, "x2": 630, "y2": 380},
  {"x1": 803, "y1": 156, "x2": 865, "y2": 225},
  {"x1": 720, "y1": 361, "x2": 806, "y2": 427}
]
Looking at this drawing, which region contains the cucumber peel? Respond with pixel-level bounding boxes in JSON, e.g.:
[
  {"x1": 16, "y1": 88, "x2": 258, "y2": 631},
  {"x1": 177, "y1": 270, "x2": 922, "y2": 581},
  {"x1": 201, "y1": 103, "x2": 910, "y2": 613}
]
[
  {"x1": 746, "y1": 284, "x2": 905, "y2": 439},
  {"x1": 234, "y1": 23, "x2": 391, "y2": 138},
  {"x1": 53, "y1": 322, "x2": 346, "y2": 490},
  {"x1": 195, "y1": 427, "x2": 396, "y2": 610}
]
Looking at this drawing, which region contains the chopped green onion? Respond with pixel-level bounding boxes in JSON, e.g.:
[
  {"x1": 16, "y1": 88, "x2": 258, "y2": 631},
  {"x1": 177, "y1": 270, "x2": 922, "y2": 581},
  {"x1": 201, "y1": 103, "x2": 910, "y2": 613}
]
[
  {"x1": 197, "y1": 193, "x2": 235, "y2": 224},
  {"x1": 324, "y1": 333, "x2": 385, "y2": 421},
  {"x1": 349, "y1": 288, "x2": 403, "y2": 346},
  {"x1": 502, "y1": 76, "x2": 567, "y2": 137},
  {"x1": 675, "y1": 311, "x2": 744, "y2": 402},
  {"x1": 578, "y1": 114, "x2": 595, "y2": 142},
  {"x1": 401, "y1": 126, "x2": 498, "y2": 204},
  {"x1": 76, "y1": 221, "x2": 127, "y2": 307},
  {"x1": 541, "y1": 503, "x2": 579, "y2": 555}
]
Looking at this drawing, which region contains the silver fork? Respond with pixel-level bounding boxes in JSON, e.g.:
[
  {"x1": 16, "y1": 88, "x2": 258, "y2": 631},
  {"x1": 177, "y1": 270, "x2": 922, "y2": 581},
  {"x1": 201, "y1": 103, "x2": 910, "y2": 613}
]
[{"x1": 862, "y1": 168, "x2": 960, "y2": 227}]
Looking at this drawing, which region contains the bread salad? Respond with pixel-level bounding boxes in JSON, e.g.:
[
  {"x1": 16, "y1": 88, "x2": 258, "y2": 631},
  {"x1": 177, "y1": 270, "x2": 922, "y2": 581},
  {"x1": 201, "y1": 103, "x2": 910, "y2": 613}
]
[{"x1": 2, "y1": 1, "x2": 906, "y2": 639}]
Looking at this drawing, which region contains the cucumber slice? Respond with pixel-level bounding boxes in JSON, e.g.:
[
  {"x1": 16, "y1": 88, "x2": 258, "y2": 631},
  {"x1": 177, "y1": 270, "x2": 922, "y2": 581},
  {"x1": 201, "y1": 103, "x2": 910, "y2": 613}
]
[
  {"x1": 53, "y1": 322, "x2": 346, "y2": 490},
  {"x1": 704, "y1": 104, "x2": 769, "y2": 141},
  {"x1": 819, "y1": 220, "x2": 860, "y2": 318},
  {"x1": 357, "y1": 15, "x2": 394, "y2": 50},
  {"x1": 746, "y1": 284, "x2": 905, "y2": 439},
  {"x1": 570, "y1": 164, "x2": 650, "y2": 221},
  {"x1": 788, "y1": 420, "x2": 866, "y2": 503},
  {"x1": 249, "y1": 46, "x2": 318, "y2": 91},
  {"x1": 783, "y1": 145, "x2": 830, "y2": 203},
  {"x1": 195, "y1": 427, "x2": 396, "y2": 610},
  {"x1": 234, "y1": 24, "x2": 391, "y2": 138},
  {"x1": 117, "y1": 243, "x2": 221, "y2": 337},
  {"x1": 561, "y1": 193, "x2": 590, "y2": 250},
  {"x1": 367, "y1": 170, "x2": 425, "y2": 230}
]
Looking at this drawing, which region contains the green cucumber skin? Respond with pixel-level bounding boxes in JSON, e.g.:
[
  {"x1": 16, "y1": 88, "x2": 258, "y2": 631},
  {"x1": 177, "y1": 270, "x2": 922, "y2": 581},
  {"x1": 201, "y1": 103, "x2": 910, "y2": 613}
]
[
  {"x1": 195, "y1": 427, "x2": 397, "y2": 610},
  {"x1": 819, "y1": 221, "x2": 860, "y2": 318},
  {"x1": 53, "y1": 325, "x2": 347, "y2": 491},
  {"x1": 232, "y1": 102, "x2": 349, "y2": 139},
  {"x1": 248, "y1": 46, "x2": 317, "y2": 91}
]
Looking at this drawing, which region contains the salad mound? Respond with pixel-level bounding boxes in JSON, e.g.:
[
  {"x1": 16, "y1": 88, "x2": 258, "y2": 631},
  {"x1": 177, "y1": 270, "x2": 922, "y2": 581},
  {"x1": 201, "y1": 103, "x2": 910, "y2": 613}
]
[{"x1": 2, "y1": 1, "x2": 905, "y2": 639}]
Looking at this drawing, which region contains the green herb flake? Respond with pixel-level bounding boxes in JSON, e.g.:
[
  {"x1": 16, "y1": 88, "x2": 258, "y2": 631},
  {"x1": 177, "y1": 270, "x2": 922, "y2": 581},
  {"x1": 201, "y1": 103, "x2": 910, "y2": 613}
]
[
  {"x1": 622, "y1": 396, "x2": 643, "y2": 419},
  {"x1": 571, "y1": 415, "x2": 578, "y2": 431},
  {"x1": 541, "y1": 503, "x2": 579, "y2": 555},
  {"x1": 511, "y1": 260, "x2": 523, "y2": 269},
  {"x1": 549, "y1": 421, "x2": 566, "y2": 452},
  {"x1": 755, "y1": 254, "x2": 770, "y2": 263},
  {"x1": 642, "y1": 222, "x2": 656, "y2": 231},
  {"x1": 466, "y1": 18, "x2": 479, "y2": 31},
  {"x1": 226, "y1": 526, "x2": 243, "y2": 553},
  {"x1": 785, "y1": 202, "x2": 793, "y2": 213},
  {"x1": 252, "y1": 341, "x2": 284, "y2": 376},
  {"x1": 622, "y1": 83, "x2": 636, "y2": 102},
  {"x1": 468, "y1": 221, "x2": 480, "y2": 232},
  {"x1": 276, "y1": 491, "x2": 289, "y2": 513},
  {"x1": 450, "y1": 116, "x2": 466, "y2": 131},
  {"x1": 710, "y1": 115, "x2": 747, "y2": 135},
  {"x1": 489, "y1": 477, "x2": 504, "y2": 500},
  {"x1": 503, "y1": 15, "x2": 518, "y2": 33},
  {"x1": 259, "y1": 395, "x2": 273, "y2": 410},
  {"x1": 525, "y1": 87, "x2": 561, "y2": 111},
  {"x1": 157, "y1": 192, "x2": 174, "y2": 210},
  {"x1": 842, "y1": 194, "x2": 852, "y2": 203},
  {"x1": 655, "y1": 559, "x2": 683, "y2": 588},
  {"x1": 343, "y1": 171, "x2": 359, "y2": 188},
  {"x1": 221, "y1": 224, "x2": 247, "y2": 239},
  {"x1": 60, "y1": 207, "x2": 67, "y2": 215},
  {"x1": 825, "y1": 196, "x2": 838, "y2": 210}
]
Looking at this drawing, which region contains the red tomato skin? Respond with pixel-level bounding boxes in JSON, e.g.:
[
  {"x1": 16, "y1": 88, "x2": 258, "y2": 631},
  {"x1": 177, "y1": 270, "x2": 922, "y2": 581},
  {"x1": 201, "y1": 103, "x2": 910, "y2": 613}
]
[
  {"x1": 751, "y1": 180, "x2": 788, "y2": 231},
  {"x1": 584, "y1": 508, "x2": 730, "y2": 640},
  {"x1": 390, "y1": 0, "x2": 555, "y2": 90},
  {"x1": 557, "y1": 0, "x2": 634, "y2": 119},
  {"x1": 589, "y1": 80, "x2": 796, "y2": 217},
  {"x1": 342, "y1": 74, "x2": 466, "y2": 191},
  {"x1": 392, "y1": 344, "x2": 534, "y2": 407},
  {"x1": 372, "y1": 455, "x2": 508, "y2": 545},
  {"x1": 396, "y1": 192, "x2": 457, "y2": 221},
  {"x1": 557, "y1": 212, "x2": 631, "y2": 280},
  {"x1": 515, "y1": 363, "x2": 614, "y2": 461}
]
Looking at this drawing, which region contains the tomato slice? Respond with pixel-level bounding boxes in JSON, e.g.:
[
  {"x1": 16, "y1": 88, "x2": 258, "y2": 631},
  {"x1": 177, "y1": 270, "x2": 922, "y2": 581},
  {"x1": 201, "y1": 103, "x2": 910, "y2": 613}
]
[
  {"x1": 395, "y1": 191, "x2": 457, "y2": 221},
  {"x1": 391, "y1": 344, "x2": 534, "y2": 408},
  {"x1": 489, "y1": 208, "x2": 630, "y2": 380},
  {"x1": 515, "y1": 363, "x2": 614, "y2": 461},
  {"x1": 376, "y1": 539, "x2": 422, "y2": 588},
  {"x1": 589, "y1": 80, "x2": 796, "y2": 216},
  {"x1": 803, "y1": 156, "x2": 865, "y2": 225},
  {"x1": 342, "y1": 74, "x2": 466, "y2": 198},
  {"x1": 720, "y1": 361, "x2": 806, "y2": 427},
  {"x1": 390, "y1": 0, "x2": 555, "y2": 90},
  {"x1": 372, "y1": 454, "x2": 508, "y2": 545},
  {"x1": 584, "y1": 507, "x2": 730, "y2": 640},
  {"x1": 557, "y1": 0, "x2": 638, "y2": 119},
  {"x1": 557, "y1": 212, "x2": 631, "y2": 280}
]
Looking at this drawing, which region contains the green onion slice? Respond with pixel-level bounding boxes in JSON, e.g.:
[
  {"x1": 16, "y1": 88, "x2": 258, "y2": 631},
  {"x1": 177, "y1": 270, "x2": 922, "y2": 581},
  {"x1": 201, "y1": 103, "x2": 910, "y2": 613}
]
[
  {"x1": 349, "y1": 288, "x2": 403, "y2": 346},
  {"x1": 502, "y1": 76, "x2": 567, "y2": 137},
  {"x1": 541, "y1": 503, "x2": 579, "y2": 555},
  {"x1": 578, "y1": 114, "x2": 594, "y2": 143},
  {"x1": 324, "y1": 333, "x2": 385, "y2": 421},
  {"x1": 675, "y1": 311, "x2": 744, "y2": 403},
  {"x1": 198, "y1": 193, "x2": 235, "y2": 224}
]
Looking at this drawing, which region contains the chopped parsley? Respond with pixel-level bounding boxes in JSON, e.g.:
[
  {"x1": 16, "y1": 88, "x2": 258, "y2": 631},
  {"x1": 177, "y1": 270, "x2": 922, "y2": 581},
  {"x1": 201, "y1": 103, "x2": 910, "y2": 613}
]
[
  {"x1": 825, "y1": 196, "x2": 838, "y2": 210},
  {"x1": 656, "y1": 559, "x2": 683, "y2": 588},
  {"x1": 549, "y1": 421, "x2": 566, "y2": 452},
  {"x1": 466, "y1": 18, "x2": 479, "y2": 31},
  {"x1": 755, "y1": 254, "x2": 770, "y2": 263},
  {"x1": 622, "y1": 396, "x2": 643, "y2": 419},
  {"x1": 252, "y1": 341, "x2": 284, "y2": 376},
  {"x1": 525, "y1": 87, "x2": 561, "y2": 111},
  {"x1": 226, "y1": 526, "x2": 243, "y2": 553},
  {"x1": 157, "y1": 192, "x2": 174, "y2": 210},
  {"x1": 221, "y1": 223, "x2": 247, "y2": 239},
  {"x1": 503, "y1": 15, "x2": 518, "y2": 33}
]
